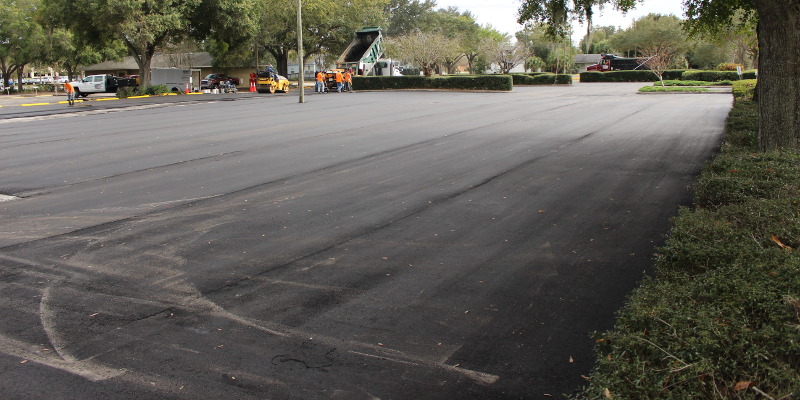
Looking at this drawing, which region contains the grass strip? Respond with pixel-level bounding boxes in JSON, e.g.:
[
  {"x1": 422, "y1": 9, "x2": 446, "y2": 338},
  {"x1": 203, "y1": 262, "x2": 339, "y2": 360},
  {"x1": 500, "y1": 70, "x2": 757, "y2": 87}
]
[
  {"x1": 651, "y1": 80, "x2": 735, "y2": 87},
  {"x1": 639, "y1": 86, "x2": 710, "y2": 93}
]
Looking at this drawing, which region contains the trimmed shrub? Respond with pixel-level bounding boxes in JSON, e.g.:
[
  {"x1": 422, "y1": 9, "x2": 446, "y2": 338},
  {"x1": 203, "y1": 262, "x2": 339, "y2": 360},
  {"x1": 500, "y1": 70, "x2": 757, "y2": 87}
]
[
  {"x1": 117, "y1": 86, "x2": 137, "y2": 98},
  {"x1": 682, "y1": 70, "x2": 741, "y2": 82},
  {"x1": 116, "y1": 84, "x2": 173, "y2": 98},
  {"x1": 663, "y1": 69, "x2": 694, "y2": 80},
  {"x1": 400, "y1": 68, "x2": 421, "y2": 76},
  {"x1": 580, "y1": 70, "x2": 658, "y2": 82},
  {"x1": 351, "y1": 75, "x2": 513, "y2": 91},
  {"x1": 145, "y1": 84, "x2": 170, "y2": 95},
  {"x1": 717, "y1": 62, "x2": 743, "y2": 71},
  {"x1": 743, "y1": 70, "x2": 758, "y2": 79},
  {"x1": 510, "y1": 73, "x2": 572, "y2": 85},
  {"x1": 732, "y1": 79, "x2": 757, "y2": 100}
]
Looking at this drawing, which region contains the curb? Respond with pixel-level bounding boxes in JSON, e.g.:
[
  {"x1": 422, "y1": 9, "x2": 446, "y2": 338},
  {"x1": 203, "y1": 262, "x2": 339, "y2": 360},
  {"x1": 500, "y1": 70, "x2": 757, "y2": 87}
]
[{"x1": 0, "y1": 91, "x2": 224, "y2": 108}]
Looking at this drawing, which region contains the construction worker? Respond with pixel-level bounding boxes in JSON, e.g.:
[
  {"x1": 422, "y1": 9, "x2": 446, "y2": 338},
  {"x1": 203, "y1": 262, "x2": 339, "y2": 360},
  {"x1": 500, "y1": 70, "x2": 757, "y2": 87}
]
[
  {"x1": 343, "y1": 69, "x2": 353, "y2": 92},
  {"x1": 334, "y1": 70, "x2": 344, "y2": 93},
  {"x1": 63, "y1": 81, "x2": 75, "y2": 106},
  {"x1": 315, "y1": 71, "x2": 326, "y2": 93}
]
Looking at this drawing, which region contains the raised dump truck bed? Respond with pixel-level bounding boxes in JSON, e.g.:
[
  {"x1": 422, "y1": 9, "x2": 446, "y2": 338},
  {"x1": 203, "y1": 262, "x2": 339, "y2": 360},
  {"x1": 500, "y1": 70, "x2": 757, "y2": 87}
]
[{"x1": 337, "y1": 27, "x2": 384, "y2": 75}]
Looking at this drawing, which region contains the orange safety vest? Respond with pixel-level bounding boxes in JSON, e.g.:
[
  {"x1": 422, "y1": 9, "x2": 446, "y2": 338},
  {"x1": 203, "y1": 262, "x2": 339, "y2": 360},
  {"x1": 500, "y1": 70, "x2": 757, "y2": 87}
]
[
  {"x1": 316, "y1": 72, "x2": 325, "y2": 82},
  {"x1": 334, "y1": 71, "x2": 343, "y2": 83},
  {"x1": 64, "y1": 82, "x2": 74, "y2": 93},
  {"x1": 344, "y1": 72, "x2": 352, "y2": 83}
]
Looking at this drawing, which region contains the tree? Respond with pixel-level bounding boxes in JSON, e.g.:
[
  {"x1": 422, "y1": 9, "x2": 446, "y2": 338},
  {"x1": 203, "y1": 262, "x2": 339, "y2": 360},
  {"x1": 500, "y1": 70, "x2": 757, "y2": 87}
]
[
  {"x1": 386, "y1": 29, "x2": 450, "y2": 76},
  {"x1": 190, "y1": 0, "x2": 259, "y2": 69},
  {"x1": 383, "y1": 0, "x2": 437, "y2": 37},
  {"x1": 609, "y1": 14, "x2": 688, "y2": 67},
  {"x1": 519, "y1": 0, "x2": 800, "y2": 151},
  {"x1": 0, "y1": 0, "x2": 47, "y2": 91},
  {"x1": 42, "y1": 0, "x2": 253, "y2": 87},
  {"x1": 463, "y1": 25, "x2": 499, "y2": 74},
  {"x1": 516, "y1": 24, "x2": 575, "y2": 73},
  {"x1": 255, "y1": 0, "x2": 387, "y2": 76},
  {"x1": 36, "y1": 7, "x2": 128, "y2": 82},
  {"x1": 686, "y1": 39, "x2": 731, "y2": 70},
  {"x1": 525, "y1": 55, "x2": 546, "y2": 72},
  {"x1": 578, "y1": 25, "x2": 617, "y2": 54},
  {"x1": 428, "y1": 7, "x2": 481, "y2": 74},
  {"x1": 481, "y1": 34, "x2": 527, "y2": 74},
  {"x1": 686, "y1": 12, "x2": 757, "y2": 70}
]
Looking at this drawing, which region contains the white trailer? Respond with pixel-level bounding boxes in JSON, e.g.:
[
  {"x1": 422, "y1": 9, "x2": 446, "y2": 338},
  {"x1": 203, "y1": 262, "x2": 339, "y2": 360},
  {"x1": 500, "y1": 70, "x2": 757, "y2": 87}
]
[{"x1": 150, "y1": 68, "x2": 191, "y2": 92}]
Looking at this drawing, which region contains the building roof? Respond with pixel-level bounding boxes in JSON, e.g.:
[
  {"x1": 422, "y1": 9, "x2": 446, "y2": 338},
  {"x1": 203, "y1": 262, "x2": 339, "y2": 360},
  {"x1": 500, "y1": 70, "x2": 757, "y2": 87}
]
[{"x1": 83, "y1": 52, "x2": 215, "y2": 71}]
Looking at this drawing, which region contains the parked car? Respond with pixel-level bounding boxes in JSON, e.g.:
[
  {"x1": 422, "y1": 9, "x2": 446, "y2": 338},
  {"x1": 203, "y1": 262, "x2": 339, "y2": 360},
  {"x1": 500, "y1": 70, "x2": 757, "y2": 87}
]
[{"x1": 201, "y1": 73, "x2": 240, "y2": 89}]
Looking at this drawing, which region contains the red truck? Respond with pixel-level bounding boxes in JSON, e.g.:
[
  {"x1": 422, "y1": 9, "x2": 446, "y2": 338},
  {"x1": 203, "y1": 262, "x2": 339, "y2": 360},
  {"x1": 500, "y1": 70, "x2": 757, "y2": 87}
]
[
  {"x1": 200, "y1": 73, "x2": 240, "y2": 89},
  {"x1": 586, "y1": 54, "x2": 648, "y2": 72}
]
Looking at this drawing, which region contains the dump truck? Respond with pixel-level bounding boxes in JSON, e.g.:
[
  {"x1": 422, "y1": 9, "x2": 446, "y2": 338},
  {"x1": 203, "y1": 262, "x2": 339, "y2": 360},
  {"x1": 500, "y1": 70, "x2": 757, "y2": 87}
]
[
  {"x1": 586, "y1": 54, "x2": 648, "y2": 72},
  {"x1": 336, "y1": 27, "x2": 387, "y2": 76}
]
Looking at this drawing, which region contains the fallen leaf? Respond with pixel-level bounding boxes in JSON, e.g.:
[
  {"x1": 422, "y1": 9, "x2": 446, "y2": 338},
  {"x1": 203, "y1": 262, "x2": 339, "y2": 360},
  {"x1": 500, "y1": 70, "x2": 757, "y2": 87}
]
[
  {"x1": 734, "y1": 381, "x2": 753, "y2": 391},
  {"x1": 771, "y1": 235, "x2": 792, "y2": 250},
  {"x1": 604, "y1": 388, "x2": 612, "y2": 398}
]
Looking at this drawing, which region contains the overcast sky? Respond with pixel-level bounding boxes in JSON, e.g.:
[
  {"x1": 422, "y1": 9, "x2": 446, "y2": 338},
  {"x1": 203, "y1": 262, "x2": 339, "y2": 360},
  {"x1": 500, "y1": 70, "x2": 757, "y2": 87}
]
[{"x1": 434, "y1": 0, "x2": 686, "y2": 44}]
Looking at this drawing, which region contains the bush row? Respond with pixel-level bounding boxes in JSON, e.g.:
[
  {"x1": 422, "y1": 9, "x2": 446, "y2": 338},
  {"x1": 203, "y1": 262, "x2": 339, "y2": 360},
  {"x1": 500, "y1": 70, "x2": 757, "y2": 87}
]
[
  {"x1": 351, "y1": 75, "x2": 513, "y2": 91},
  {"x1": 510, "y1": 73, "x2": 572, "y2": 85},
  {"x1": 117, "y1": 84, "x2": 171, "y2": 98},
  {"x1": 582, "y1": 69, "x2": 757, "y2": 83},
  {"x1": 580, "y1": 70, "x2": 659, "y2": 82},
  {"x1": 572, "y1": 83, "x2": 800, "y2": 400},
  {"x1": 683, "y1": 69, "x2": 757, "y2": 81}
]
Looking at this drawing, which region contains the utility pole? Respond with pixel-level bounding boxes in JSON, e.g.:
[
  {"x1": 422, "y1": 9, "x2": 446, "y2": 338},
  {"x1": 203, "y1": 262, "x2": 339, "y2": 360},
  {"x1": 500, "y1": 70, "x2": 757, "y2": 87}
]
[{"x1": 296, "y1": 0, "x2": 305, "y2": 103}]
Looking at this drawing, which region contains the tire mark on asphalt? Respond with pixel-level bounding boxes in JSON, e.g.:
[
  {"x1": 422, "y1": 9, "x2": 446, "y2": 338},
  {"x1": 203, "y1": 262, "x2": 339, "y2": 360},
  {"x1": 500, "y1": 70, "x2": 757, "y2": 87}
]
[{"x1": 0, "y1": 98, "x2": 585, "y2": 248}]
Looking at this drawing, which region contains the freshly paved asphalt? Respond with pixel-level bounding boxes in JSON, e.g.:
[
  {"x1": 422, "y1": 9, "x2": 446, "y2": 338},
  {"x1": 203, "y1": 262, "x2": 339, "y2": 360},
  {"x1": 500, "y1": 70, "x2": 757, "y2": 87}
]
[{"x1": 0, "y1": 84, "x2": 731, "y2": 399}]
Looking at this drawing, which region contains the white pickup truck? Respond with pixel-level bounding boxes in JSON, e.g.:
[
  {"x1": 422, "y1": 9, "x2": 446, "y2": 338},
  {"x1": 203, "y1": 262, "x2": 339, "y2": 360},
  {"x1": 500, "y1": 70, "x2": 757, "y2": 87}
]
[
  {"x1": 70, "y1": 74, "x2": 136, "y2": 97},
  {"x1": 71, "y1": 69, "x2": 192, "y2": 97}
]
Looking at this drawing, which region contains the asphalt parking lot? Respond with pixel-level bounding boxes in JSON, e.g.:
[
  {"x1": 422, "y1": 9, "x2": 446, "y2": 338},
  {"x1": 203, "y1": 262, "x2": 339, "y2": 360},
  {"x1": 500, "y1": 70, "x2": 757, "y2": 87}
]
[{"x1": 0, "y1": 83, "x2": 732, "y2": 399}]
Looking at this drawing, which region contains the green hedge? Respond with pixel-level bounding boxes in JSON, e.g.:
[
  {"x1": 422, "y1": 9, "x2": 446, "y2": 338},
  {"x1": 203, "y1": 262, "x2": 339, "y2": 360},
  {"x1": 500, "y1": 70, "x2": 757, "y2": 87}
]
[
  {"x1": 510, "y1": 73, "x2": 572, "y2": 85},
  {"x1": 116, "y1": 84, "x2": 172, "y2": 98},
  {"x1": 663, "y1": 69, "x2": 694, "y2": 80},
  {"x1": 351, "y1": 75, "x2": 513, "y2": 91},
  {"x1": 732, "y1": 79, "x2": 757, "y2": 100},
  {"x1": 683, "y1": 70, "x2": 758, "y2": 81},
  {"x1": 580, "y1": 70, "x2": 658, "y2": 82}
]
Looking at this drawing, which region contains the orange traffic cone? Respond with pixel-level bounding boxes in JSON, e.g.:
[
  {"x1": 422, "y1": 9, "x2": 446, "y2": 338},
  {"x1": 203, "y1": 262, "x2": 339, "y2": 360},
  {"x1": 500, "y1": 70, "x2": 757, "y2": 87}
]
[
  {"x1": 250, "y1": 81, "x2": 256, "y2": 92},
  {"x1": 185, "y1": 83, "x2": 190, "y2": 94}
]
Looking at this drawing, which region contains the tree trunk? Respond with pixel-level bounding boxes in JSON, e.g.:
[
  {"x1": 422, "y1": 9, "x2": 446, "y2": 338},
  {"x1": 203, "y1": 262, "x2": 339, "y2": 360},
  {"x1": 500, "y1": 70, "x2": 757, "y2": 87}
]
[
  {"x1": 267, "y1": 47, "x2": 289, "y2": 77},
  {"x1": 16, "y1": 65, "x2": 26, "y2": 92},
  {"x1": 755, "y1": 0, "x2": 800, "y2": 150}
]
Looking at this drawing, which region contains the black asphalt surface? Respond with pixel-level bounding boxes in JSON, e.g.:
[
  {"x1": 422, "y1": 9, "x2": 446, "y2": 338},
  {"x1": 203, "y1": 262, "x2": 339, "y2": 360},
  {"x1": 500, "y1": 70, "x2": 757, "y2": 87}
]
[{"x1": 0, "y1": 84, "x2": 731, "y2": 399}]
